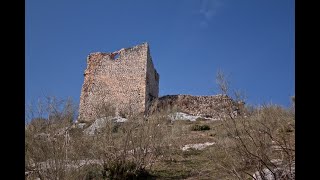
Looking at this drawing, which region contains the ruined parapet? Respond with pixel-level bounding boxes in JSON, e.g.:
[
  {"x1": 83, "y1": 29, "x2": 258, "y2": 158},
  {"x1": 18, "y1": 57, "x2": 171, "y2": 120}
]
[
  {"x1": 147, "y1": 94, "x2": 244, "y2": 120},
  {"x1": 78, "y1": 43, "x2": 159, "y2": 122}
]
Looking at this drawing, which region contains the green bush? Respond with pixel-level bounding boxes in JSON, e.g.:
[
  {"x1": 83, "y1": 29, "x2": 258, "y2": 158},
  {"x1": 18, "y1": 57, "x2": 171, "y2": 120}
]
[
  {"x1": 190, "y1": 124, "x2": 210, "y2": 131},
  {"x1": 102, "y1": 161, "x2": 152, "y2": 179}
]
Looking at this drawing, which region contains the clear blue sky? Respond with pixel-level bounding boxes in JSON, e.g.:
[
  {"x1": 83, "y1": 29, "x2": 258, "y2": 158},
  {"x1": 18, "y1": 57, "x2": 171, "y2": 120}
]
[{"x1": 26, "y1": 0, "x2": 295, "y2": 107}]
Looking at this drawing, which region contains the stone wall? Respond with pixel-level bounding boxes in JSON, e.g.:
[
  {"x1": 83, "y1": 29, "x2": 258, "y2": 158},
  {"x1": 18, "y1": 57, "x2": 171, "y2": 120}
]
[
  {"x1": 145, "y1": 46, "x2": 159, "y2": 111},
  {"x1": 78, "y1": 42, "x2": 242, "y2": 122},
  {"x1": 78, "y1": 43, "x2": 159, "y2": 122},
  {"x1": 148, "y1": 94, "x2": 244, "y2": 120}
]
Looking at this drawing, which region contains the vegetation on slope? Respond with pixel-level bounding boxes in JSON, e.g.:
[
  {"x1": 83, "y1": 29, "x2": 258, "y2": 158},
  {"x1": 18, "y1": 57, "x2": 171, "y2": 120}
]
[{"x1": 25, "y1": 71, "x2": 294, "y2": 179}]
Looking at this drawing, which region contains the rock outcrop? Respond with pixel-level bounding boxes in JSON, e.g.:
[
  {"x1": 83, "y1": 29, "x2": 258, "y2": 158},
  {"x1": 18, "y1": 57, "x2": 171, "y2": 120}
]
[{"x1": 148, "y1": 94, "x2": 244, "y2": 120}]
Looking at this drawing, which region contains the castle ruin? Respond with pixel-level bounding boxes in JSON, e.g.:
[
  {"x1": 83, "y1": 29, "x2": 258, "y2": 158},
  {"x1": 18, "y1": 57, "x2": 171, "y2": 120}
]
[
  {"x1": 79, "y1": 42, "x2": 243, "y2": 122},
  {"x1": 147, "y1": 94, "x2": 244, "y2": 120},
  {"x1": 78, "y1": 43, "x2": 159, "y2": 122}
]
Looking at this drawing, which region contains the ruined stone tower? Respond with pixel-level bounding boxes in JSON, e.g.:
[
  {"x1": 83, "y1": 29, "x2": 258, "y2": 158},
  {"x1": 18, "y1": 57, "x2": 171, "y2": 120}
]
[{"x1": 78, "y1": 43, "x2": 159, "y2": 122}]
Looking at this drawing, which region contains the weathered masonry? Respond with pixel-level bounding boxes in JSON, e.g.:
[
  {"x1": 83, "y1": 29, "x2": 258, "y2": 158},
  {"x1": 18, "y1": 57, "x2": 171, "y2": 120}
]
[
  {"x1": 147, "y1": 94, "x2": 244, "y2": 120},
  {"x1": 78, "y1": 43, "x2": 159, "y2": 122}
]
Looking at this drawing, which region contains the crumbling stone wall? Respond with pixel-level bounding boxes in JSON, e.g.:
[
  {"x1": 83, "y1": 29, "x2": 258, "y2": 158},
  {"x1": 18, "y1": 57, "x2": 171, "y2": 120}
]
[
  {"x1": 78, "y1": 43, "x2": 159, "y2": 122},
  {"x1": 145, "y1": 46, "x2": 159, "y2": 111},
  {"x1": 148, "y1": 94, "x2": 244, "y2": 120}
]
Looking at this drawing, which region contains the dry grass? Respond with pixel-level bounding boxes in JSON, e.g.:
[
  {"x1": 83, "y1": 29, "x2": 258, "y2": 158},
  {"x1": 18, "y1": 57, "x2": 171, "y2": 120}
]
[
  {"x1": 148, "y1": 105, "x2": 294, "y2": 179},
  {"x1": 25, "y1": 95, "x2": 294, "y2": 180}
]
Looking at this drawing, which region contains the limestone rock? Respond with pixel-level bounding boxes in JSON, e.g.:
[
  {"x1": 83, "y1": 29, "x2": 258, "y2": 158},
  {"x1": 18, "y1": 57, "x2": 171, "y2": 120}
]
[
  {"x1": 181, "y1": 142, "x2": 215, "y2": 151},
  {"x1": 83, "y1": 116, "x2": 128, "y2": 135}
]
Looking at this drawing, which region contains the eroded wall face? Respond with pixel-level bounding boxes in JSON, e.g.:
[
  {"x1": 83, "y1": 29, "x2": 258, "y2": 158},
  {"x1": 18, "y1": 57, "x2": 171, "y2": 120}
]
[
  {"x1": 78, "y1": 44, "x2": 149, "y2": 122},
  {"x1": 145, "y1": 48, "x2": 159, "y2": 111}
]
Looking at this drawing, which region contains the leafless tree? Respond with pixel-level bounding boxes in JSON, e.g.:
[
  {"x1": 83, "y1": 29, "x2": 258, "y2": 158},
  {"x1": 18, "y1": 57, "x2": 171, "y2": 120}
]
[{"x1": 210, "y1": 70, "x2": 295, "y2": 179}]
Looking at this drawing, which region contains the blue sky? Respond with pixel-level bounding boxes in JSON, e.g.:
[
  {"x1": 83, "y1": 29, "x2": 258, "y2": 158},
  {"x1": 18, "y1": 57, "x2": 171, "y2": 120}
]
[{"x1": 26, "y1": 0, "x2": 295, "y2": 107}]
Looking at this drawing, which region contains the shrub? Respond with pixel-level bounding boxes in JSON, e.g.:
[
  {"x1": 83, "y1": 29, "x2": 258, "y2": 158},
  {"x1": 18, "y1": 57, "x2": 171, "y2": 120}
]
[
  {"x1": 77, "y1": 110, "x2": 172, "y2": 179},
  {"x1": 210, "y1": 70, "x2": 295, "y2": 179},
  {"x1": 190, "y1": 124, "x2": 211, "y2": 131},
  {"x1": 211, "y1": 105, "x2": 295, "y2": 179},
  {"x1": 25, "y1": 98, "x2": 172, "y2": 179},
  {"x1": 101, "y1": 160, "x2": 152, "y2": 179},
  {"x1": 25, "y1": 96, "x2": 77, "y2": 180}
]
